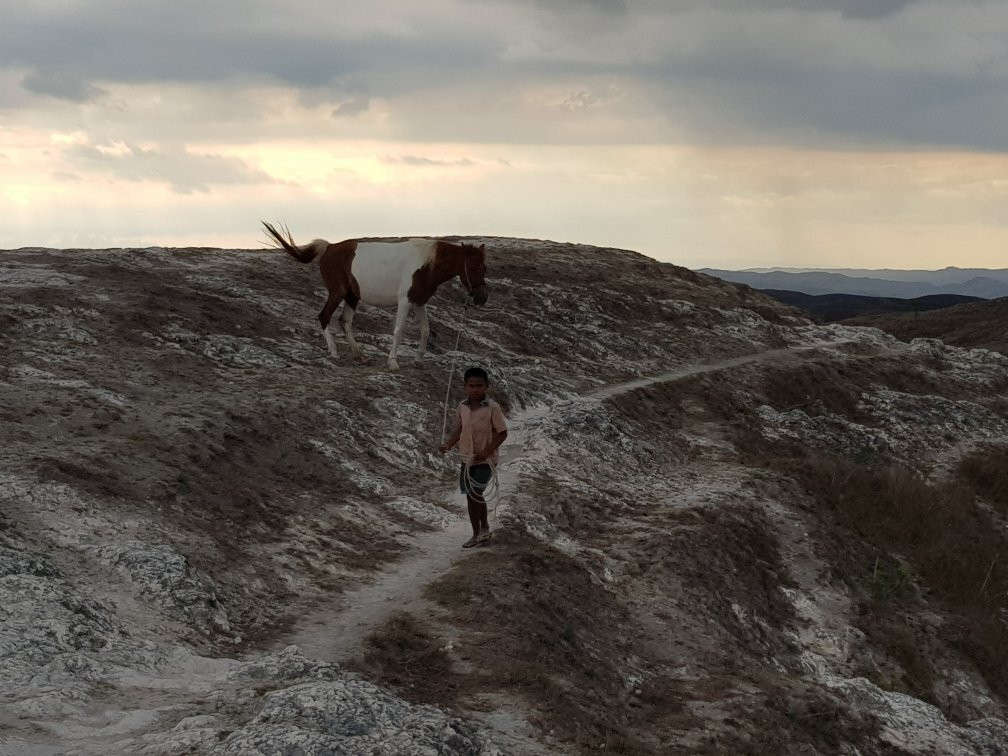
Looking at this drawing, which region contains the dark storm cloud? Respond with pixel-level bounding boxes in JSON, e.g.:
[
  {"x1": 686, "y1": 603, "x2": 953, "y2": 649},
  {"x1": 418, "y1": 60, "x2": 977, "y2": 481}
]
[
  {"x1": 20, "y1": 70, "x2": 105, "y2": 102},
  {"x1": 527, "y1": 0, "x2": 629, "y2": 12},
  {"x1": 816, "y1": 0, "x2": 918, "y2": 18},
  {"x1": 3, "y1": 0, "x2": 1007, "y2": 152},
  {"x1": 0, "y1": 2, "x2": 494, "y2": 92},
  {"x1": 722, "y1": 0, "x2": 920, "y2": 18},
  {"x1": 489, "y1": 0, "x2": 915, "y2": 18}
]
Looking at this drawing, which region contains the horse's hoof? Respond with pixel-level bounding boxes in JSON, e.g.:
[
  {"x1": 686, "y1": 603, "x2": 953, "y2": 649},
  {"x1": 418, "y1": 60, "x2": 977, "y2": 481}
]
[{"x1": 388, "y1": 361, "x2": 400, "y2": 371}]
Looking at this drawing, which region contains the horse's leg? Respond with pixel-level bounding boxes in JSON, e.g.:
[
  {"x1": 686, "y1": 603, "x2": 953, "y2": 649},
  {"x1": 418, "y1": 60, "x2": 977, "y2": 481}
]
[
  {"x1": 318, "y1": 295, "x2": 341, "y2": 357},
  {"x1": 388, "y1": 297, "x2": 410, "y2": 371},
  {"x1": 318, "y1": 254, "x2": 353, "y2": 359},
  {"x1": 416, "y1": 305, "x2": 430, "y2": 360},
  {"x1": 341, "y1": 287, "x2": 362, "y2": 359}
]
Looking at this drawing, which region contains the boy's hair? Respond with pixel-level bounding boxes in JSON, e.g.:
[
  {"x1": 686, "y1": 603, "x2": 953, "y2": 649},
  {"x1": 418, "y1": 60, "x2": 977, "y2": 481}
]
[{"x1": 464, "y1": 366, "x2": 489, "y2": 383}]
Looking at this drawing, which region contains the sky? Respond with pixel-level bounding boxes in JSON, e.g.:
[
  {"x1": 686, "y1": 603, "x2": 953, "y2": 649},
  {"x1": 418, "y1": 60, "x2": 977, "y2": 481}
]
[{"x1": 2, "y1": 0, "x2": 1008, "y2": 270}]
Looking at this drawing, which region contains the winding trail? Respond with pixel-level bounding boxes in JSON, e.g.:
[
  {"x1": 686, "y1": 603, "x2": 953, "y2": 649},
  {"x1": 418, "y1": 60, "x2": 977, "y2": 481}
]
[
  {"x1": 277, "y1": 340, "x2": 854, "y2": 662},
  {"x1": 587, "y1": 345, "x2": 818, "y2": 400}
]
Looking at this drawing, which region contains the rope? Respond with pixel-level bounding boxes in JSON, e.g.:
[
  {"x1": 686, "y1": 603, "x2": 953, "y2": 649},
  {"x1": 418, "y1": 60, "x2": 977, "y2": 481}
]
[
  {"x1": 443, "y1": 450, "x2": 501, "y2": 517},
  {"x1": 440, "y1": 257, "x2": 476, "y2": 443},
  {"x1": 440, "y1": 300, "x2": 469, "y2": 444},
  {"x1": 438, "y1": 271, "x2": 502, "y2": 518}
]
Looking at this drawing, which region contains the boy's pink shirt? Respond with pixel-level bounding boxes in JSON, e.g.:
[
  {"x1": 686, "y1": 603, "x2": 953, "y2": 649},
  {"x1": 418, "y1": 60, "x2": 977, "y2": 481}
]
[{"x1": 457, "y1": 399, "x2": 507, "y2": 464}]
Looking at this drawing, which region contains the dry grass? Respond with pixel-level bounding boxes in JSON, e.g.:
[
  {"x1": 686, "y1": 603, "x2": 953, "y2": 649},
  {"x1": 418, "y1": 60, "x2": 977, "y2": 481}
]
[
  {"x1": 794, "y1": 458, "x2": 1006, "y2": 604},
  {"x1": 424, "y1": 529, "x2": 663, "y2": 752},
  {"x1": 787, "y1": 453, "x2": 1008, "y2": 703},
  {"x1": 356, "y1": 612, "x2": 463, "y2": 707},
  {"x1": 755, "y1": 355, "x2": 985, "y2": 419},
  {"x1": 420, "y1": 513, "x2": 874, "y2": 753},
  {"x1": 844, "y1": 298, "x2": 1008, "y2": 356},
  {"x1": 607, "y1": 371, "x2": 752, "y2": 430},
  {"x1": 759, "y1": 361, "x2": 866, "y2": 418},
  {"x1": 741, "y1": 679, "x2": 882, "y2": 754},
  {"x1": 958, "y1": 444, "x2": 1008, "y2": 516}
]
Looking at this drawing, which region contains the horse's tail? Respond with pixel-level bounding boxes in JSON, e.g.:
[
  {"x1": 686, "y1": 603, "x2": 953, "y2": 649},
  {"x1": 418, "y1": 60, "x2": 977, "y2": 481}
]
[{"x1": 261, "y1": 220, "x2": 327, "y2": 264}]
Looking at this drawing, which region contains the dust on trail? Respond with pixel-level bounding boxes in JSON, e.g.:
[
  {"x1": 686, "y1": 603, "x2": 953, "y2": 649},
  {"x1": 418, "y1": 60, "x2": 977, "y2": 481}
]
[{"x1": 276, "y1": 341, "x2": 850, "y2": 662}]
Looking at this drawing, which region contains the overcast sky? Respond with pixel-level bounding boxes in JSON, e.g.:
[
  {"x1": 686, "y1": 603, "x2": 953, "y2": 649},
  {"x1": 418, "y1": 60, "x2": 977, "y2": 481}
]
[{"x1": 2, "y1": 0, "x2": 1007, "y2": 269}]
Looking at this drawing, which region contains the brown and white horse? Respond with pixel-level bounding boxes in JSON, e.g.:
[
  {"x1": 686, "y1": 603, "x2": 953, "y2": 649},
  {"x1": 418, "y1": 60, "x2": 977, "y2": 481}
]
[{"x1": 262, "y1": 222, "x2": 488, "y2": 370}]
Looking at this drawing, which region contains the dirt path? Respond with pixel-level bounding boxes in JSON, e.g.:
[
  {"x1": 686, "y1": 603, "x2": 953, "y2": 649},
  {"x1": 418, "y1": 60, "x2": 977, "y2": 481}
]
[
  {"x1": 279, "y1": 436, "x2": 534, "y2": 662},
  {"x1": 587, "y1": 343, "x2": 848, "y2": 400},
  {"x1": 281, "y1": 516, "x2": 471, "y2": 659},
  {"x1": 277, "y1": 340, "x2": 855, "y2": 663}
]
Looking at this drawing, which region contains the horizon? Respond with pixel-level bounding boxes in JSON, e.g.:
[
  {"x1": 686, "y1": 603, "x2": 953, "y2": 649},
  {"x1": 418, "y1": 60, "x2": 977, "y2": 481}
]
[
  {"x1": 3, "y1": 2, "x2": 1008, "y2": 271},
  {"x1": 706, "y1": 264, "x2": 1008, "y2": 273},
  {"x1": 3, "y1": 240, "x2": 1006, "y2": 276}
]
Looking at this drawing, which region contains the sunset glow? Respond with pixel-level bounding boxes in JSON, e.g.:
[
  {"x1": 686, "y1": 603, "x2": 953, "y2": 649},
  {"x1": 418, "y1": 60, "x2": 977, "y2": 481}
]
[{"x1": 2, "y1": 1, "x2": 1007, "y2": 269}]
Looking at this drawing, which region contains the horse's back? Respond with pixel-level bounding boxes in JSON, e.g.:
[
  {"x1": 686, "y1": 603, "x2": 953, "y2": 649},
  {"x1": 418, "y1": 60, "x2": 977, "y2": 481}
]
[{"x1": 352, "y1": 239, "x2": 435, "y2": 305}]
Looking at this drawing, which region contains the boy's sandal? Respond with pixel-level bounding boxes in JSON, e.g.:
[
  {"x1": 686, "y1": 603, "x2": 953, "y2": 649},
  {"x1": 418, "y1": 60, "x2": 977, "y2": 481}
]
[
  {"x1": 477, "y1": 530, "x2": 492, "y2": 543},
  {"x1": 462, "y1": 536, "x2": 479, "y2": 549}
]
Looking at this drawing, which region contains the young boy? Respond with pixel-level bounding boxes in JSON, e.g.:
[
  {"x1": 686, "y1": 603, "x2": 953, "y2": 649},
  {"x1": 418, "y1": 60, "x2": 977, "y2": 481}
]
[{"x1": 438, "y1": 367, "x2": 508, "y2": 548}]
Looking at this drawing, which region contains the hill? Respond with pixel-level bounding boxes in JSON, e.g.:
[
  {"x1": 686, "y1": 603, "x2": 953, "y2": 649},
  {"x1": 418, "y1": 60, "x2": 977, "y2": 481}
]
[
  {"x1": 744, "y1": 266, "x2": 1008, "y2": 285},
  {"x1": 842, "y1": 296, "x2": 1008, "y2": 356},
  {"x1": 699, "y1": 268, "x2": 1008, "y2": 299},
  {"x1": 3, "y1": 240, "x2": 1008, "y2": 754},
  {"x1": 762, "y1": 290, "x2": 983, "y2": 322}
]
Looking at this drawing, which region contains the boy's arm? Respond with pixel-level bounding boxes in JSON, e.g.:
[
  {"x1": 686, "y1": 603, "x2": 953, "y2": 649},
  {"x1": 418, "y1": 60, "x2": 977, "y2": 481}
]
[
  {"x1": 438, "y1": 415, "x2": 462, "y2": 453},
  {"x1": 486, "y1": 428, "x2": 508, "y2": 456}
]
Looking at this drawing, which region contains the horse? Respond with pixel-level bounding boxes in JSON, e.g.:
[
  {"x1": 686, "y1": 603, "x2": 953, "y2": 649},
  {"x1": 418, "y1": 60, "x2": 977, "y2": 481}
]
[{"x1": 262, "y1": 221, "x2": 488, "y2": 370}]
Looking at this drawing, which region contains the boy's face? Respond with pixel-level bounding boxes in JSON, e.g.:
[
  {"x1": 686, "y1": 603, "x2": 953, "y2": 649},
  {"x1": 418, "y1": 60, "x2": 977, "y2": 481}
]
[{"x1": 465, "y1": 377, "x2": 488, "y2": 403}]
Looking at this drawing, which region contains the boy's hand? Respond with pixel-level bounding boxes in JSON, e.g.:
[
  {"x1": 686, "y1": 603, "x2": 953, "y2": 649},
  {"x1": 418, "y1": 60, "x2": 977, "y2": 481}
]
[{"x1": 438, "y1": 443, "x2": 451, "y2": 454}]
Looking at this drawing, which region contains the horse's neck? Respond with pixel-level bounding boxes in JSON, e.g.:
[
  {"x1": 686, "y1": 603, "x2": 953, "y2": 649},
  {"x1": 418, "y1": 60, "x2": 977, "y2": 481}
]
[{"x1": 412, "y1": 256, "x2": 461, "y2": 302}]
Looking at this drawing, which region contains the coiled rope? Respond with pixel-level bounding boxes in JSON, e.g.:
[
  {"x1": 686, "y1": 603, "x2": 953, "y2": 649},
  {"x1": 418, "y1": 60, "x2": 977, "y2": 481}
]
[{"x1": 444, "y1": 450, "x2": 500, "y2": 515}]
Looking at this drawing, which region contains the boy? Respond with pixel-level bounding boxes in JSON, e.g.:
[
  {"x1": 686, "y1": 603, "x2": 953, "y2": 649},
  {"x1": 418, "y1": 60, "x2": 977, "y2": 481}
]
[{"x1": 438, "y1": 367, "x2": 508, "y2": 548}]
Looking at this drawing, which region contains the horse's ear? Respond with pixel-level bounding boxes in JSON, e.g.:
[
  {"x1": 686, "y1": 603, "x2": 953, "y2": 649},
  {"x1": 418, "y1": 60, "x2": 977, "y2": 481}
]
[{"x1": 479, "y1": 244, "x2": 485, "y2": 251}]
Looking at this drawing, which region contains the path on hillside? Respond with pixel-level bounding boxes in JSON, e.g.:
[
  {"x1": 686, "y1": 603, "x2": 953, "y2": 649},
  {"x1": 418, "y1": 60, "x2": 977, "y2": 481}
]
[
  {"x1": 587, "y1": 345, "x2": 816, "y2": 400},
  {"x1": 278, "y1": 339, "x2": 855, "y2": 662}
]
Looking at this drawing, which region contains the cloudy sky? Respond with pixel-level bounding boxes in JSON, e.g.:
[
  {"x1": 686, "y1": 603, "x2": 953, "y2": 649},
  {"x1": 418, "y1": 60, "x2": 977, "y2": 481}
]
[{"x1": 2, "y1": 0, "x2": 1007, "y2": 269}]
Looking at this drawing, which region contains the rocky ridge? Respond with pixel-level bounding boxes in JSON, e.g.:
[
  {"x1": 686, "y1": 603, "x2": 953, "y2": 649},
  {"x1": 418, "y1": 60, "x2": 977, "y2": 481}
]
[{"x1": 2, "y1": 239, "x2": 1008, "y2": 753}]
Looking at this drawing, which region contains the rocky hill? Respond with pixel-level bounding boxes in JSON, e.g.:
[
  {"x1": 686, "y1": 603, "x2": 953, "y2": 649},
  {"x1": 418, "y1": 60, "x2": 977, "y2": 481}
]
[
  {"x1": 842, "y1": 297, "x2": 1008, "y2": 357},
  {"x1": 2, "y1": 240, "x2": 1008, "y2": 754}
]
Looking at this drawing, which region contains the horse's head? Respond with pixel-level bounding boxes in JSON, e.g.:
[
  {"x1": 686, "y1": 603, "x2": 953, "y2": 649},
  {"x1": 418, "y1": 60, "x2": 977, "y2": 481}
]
[{"x1": 462, "y1": 244, "x2": 488, "y2": 305}]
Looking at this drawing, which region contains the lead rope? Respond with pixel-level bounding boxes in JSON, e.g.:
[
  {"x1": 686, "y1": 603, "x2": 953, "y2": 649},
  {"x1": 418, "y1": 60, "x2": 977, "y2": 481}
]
[
  {"x1": 440, "y1": 299, "x2": 469, "y2": 444},
  {"x1": 441, "y1": 258, "x2": 475, "y2": 443},
  {"x1": 440, "y1": 260, "x2": 501, "y2": 518}
]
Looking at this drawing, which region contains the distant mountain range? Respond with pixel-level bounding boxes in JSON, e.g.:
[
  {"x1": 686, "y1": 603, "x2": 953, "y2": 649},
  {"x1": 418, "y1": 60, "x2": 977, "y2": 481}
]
[
  {"x1": 761, "y1": 291, "x2": 983, "y2": 323},
  {"x1": 699, "y1": 267, "x2": 1008, "y2": 299}
]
